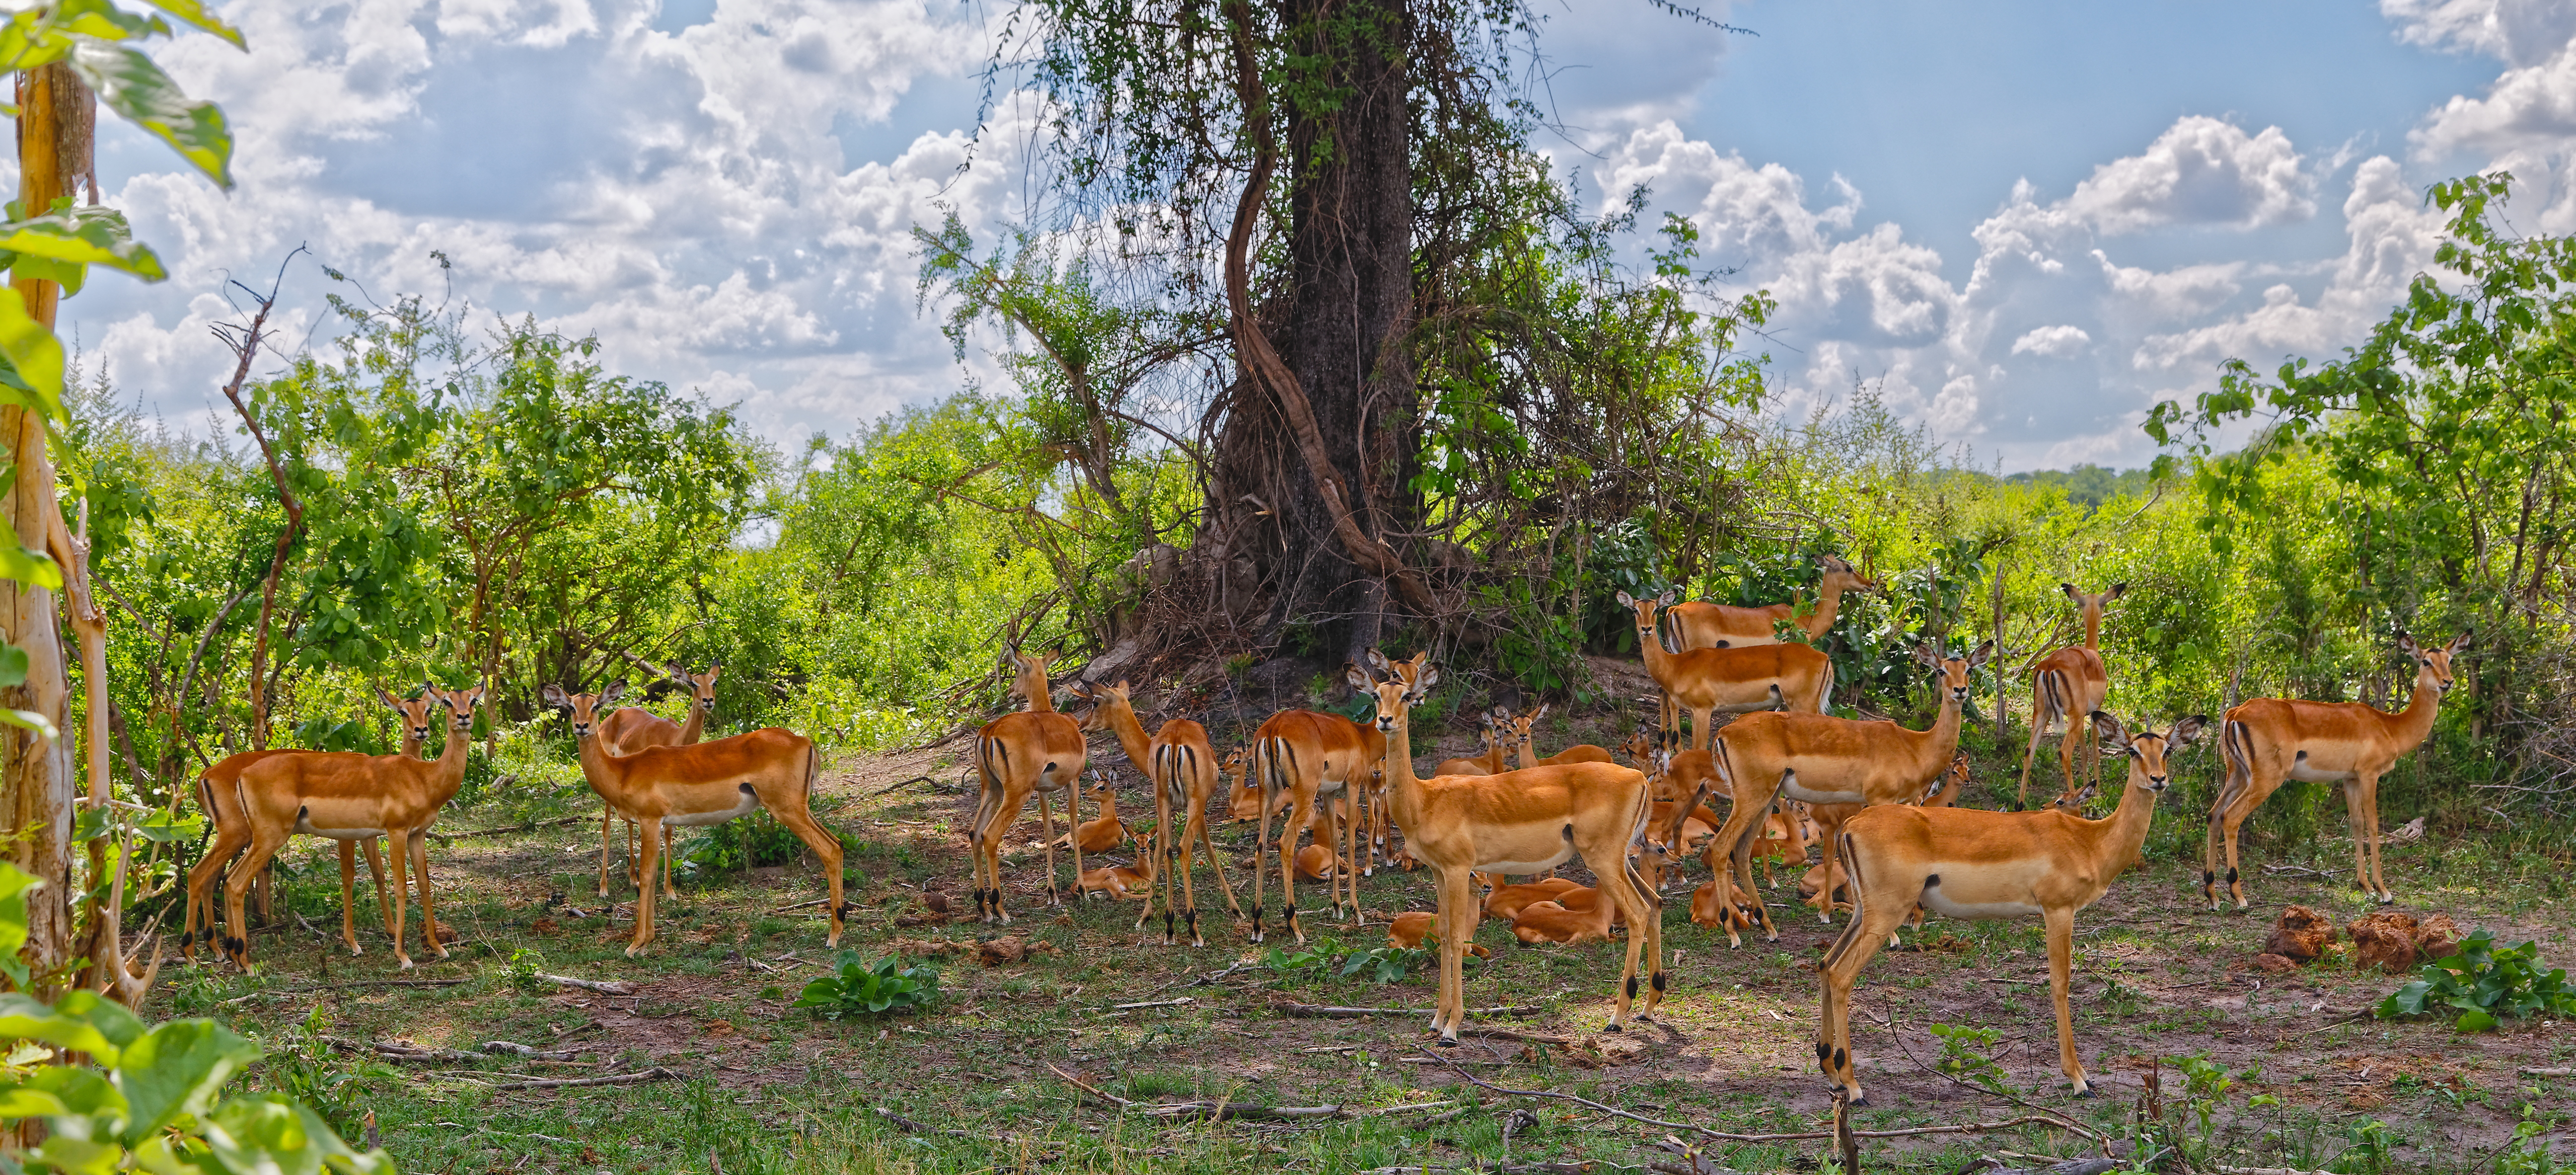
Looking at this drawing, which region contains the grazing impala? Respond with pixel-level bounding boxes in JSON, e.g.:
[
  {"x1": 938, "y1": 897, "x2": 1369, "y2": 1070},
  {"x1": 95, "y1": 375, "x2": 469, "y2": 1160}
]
[
  {"x1": 595, "y1": 663, "x2": 723, "y2": 899},
  {"x1": 544, "y1": 682, "x2": 846, "y2": 955},
  {"x1": 1246, "y1": 702, "x2": 1384, "y2": 942},
  {"x1": 1069, "y1": 680, "x2": 1244, "y2": 945},
  {"x1": 2206, "y1": 632, "x2": 2467, "y2": 910},
  {"x1": 1662, "y1": 556, "x2": 1878, "y2": 651},
  {"x1": 1620, "y1": 591, "x2": 1833, "y2": 745},
  {"x1": 1351, "y1": 650, "x2": 1664, "y2": 1043},
  {"x1": 965, "y1": 650, "x2": 1089, "y2": 922},
  {"x1": 2017, "y1": 585, "x2": 2123, "y2": 808},
  {"x1": 221, "y1": 684, "x2": 486, "y2": 969},
  {"x1": 1819, "y1": 712, "x2": 2203, "y2": 1104}
]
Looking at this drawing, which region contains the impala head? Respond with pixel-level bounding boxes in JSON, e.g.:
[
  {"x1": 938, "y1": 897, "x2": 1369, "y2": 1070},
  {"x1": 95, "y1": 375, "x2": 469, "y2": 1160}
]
[
  {"x1": 1067, "y1": 679, "x2": 1133, "y2": 732},
  {"x1": 1616, "y1": 588, "x2": 1679, "y2": 641},
  {"x1": 378, "y1": 685, "x2": 439, "y2": 748},
  {"x1": 1506, "y1": 702, "x2": 1549, "y2": 747},
  {"x1": 1621, "y1": 718, "x2": 1657, "y2": 765},
  {"x1": 2396, "y1": 631, "x2": 2471, "y2": 694},
  {"x1": 1912, "y1": 640, "x2": 1994, "y2": 705},
  {"x1": 435, "y1": 682, "x2": 485, "y2": 731},
  {"x1": 542, "y1": 680, "x2": 628, "y2": 741},
  {"x1": 1347, "y1": 649, "x2": 1440, "y2": 732},
  {"x1": 1004, "y1": 648, "x2": 1058, "y2": 705},
  {"x1": 667, "y1": 662, "x2": 722, "y2": 717},
  {"x1": 1923, "y1": 752, "x2": 1971, "y2": 808},
  {"x1": 2087, "y1": 711, "x2": 2207, "y2": 792},
  {"x1": 2061, "y1": 582, "x2": 2127, "y2": 617},
  {"x1": 1820, "y1": 555, "x2": 1881, "y2": 595}
]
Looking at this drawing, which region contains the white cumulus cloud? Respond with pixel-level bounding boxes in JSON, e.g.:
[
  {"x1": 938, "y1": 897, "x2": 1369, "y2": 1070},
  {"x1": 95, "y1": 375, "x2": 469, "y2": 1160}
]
[
  {"x1": 2062, "y1": 116, "x2": 2315, "y2": 235},
  {"x1": 2009, "y1": 325, "x2": 2092, "y2": 358}
]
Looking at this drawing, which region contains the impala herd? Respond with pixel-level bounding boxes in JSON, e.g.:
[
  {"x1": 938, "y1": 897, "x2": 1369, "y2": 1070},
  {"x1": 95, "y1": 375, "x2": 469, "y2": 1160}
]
[{"x1": 175, "y1": 558, "x2": 2471, "y2": 1106}]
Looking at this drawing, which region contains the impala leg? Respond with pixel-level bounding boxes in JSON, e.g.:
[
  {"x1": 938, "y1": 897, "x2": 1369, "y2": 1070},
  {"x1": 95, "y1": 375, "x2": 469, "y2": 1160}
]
[
  {"x1": 1143, "y1": 780, "x2": 1171, "y2": 937},
  {"x1": 336, "y1": 840, "x2": 365, "y2": 955},
  {"x1": 1038, "y1": 789, "x2": 1063, "y2": 907},
  {"x1": 1690, "y1": 705, "x2": 1714, "y2": 752},
  {"x1": 598, "y1": 810, "x2": 617, "y2": 897},
  {"x1": 1250, "y1": 773, "x2": 1276, "y2": 944},
  {"x1": 968, "y1": 759, "x2": 1004, "y2": 922},
  {"x1": 2017, "y1": 684, "x2": 2054, "y2": 809},
  {"x1": 2060, "y1": 703, "x2": 2088, "y2": 810},
  {"x1": 1728, "y1": 794, "x2": 1780, "y2": 944},
  {"x1": 1815, "y1": 836, "x2": 1910, "y2": 1106},
  {"x1": 2365, "y1": 775, "x2": 2393, "y2": 903},
  {"x1": 2044, "y1": 905, "x2": 2090, "y2": 1096},
  {"x1": 1341, "y1": 794, "x2": 1363, "y2": 922},
  {"x1": 661, "y1": 825, "x2": 676, "y2": 901},
  {"x1": 1603, "y1": 848, "x2": 1655, "y2": 1030},
  {"x1": 184, "y1": 814, "x2": 249, "y2": 964},
  {"x1": 629, "y1": 815, "x2": 666, "y2": 956},
  {"x1": 982, "y1": 786, "x2": 1030, "y2": 926},
  {"x1": 1277, "y1": 794, "x2": 1314, "y2": 944},
  {"x1": 1434, "y1": 866, "x2": 1479, "y2": 1043},
  {"x1": 763, "y1": 789, "x2": 847, "y2": 949},
  {"x1": 2220, "y1": 802, "x2": 2254, "y2": 910},
  {"x1": 1175, "y1": 803, "x2": 1208, "y2": 947},
  {"x1": 1065, "y1": 785, "x2": 1087, "y2": 906},
  {"x1": 1195, "y1": 808, "x2": 1243, "y2": 918},
  {"x1": 223, "y1": 826, "x2": 291, "y2": 971},
  {"x1": 2341, "y1": 778, "x2": 2375, "y2": 903}
]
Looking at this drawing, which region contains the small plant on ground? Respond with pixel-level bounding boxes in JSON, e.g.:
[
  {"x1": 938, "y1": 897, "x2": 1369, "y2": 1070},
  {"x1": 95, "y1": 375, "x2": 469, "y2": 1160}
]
[
  {"x1": 793, "y1": 952, "x2": 941, "y2": 1018},
  {"x1": 1261, "y1": 936, "x2": 1432, "y2": 985},
  {"x1": 1926, "y1": 1022, "x2": 2009, "y2": 1095},
  {"x1": 2376, "y1": 928, "x2": 2576, "y2": 1030}
]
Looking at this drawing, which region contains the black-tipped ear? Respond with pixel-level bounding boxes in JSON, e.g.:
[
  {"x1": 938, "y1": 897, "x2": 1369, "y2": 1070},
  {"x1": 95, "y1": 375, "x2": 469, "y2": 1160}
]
[
  {"x1": 541, "y1": 684, "x2": 570, "y2": 709},
  {"x1": 1615, "y1": 590, "x2": 1637, "y2": 608},
  {"x1": 2167, "y1": 714, "x2": 2208, "y2": 750},
  {"x1": 2061, "y1": 583, "x2": 2077, "y2": 599},
  {"x1": 2450, "y1": 630, "x2": 2473, "y2": 653},
  {"x1": 1969, "y1": 639, "x2": 1994, "y2": 668},
  {"x1": 2396, "y1": 631, "x2": 2422, "y2": 658},
  {"x1": 1656, "y1": 587, "x2": 1678, "y2": 606},
  {"x1": 378, "y1": 687, "x2": 402, "y2": 710},
  {"x1": 2107, "y1": 583, "x2": 2128, "y2": 599},
  {"x1": 1343, "y1": 661, "x2": 1375, "y2": 692},
  {"x1": 1413, "y1": 663, "x2": 1442, "y2": 697},
  {"x1": 600, "y1": 680, "x2": 629, "y2": 705},
  {"x1": 2088, "y1": 710, "x2": 2131, "y2": 751}
]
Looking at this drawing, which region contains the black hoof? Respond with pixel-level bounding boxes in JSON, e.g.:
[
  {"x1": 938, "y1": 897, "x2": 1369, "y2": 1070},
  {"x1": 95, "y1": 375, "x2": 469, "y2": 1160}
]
[
  {"x1": 2073, "y1": 1087, "x2": 2097, "y2": 1100},
  {"x1": 1436, "y1": 1036, "x2": 1459, "y2": 1048},
  {"x1": 1604, "y1": 1022, "x2": 1623, "y2": 1033},
  {"x1": 1849, "y1": 1095, "x2": 1869, "y2": 1108}
]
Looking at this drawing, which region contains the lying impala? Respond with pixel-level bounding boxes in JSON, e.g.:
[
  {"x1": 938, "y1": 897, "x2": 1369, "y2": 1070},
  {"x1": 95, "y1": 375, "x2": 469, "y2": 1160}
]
[
  {"x1": 1661, "y1": 555, "x2": 1877, "y2": 651},
  {"x1": 595, "y1": 662, "x2": 723, "y2": 899},
  {"x1": 1620, "y1": 591, "x2": 1832, "y2": 745},
  {"x1": 2017, "y1": 585, "x2": 2122, "y2": 808},
  {"x1": 220, "y1": 684, "x2": 486, "y2": 969},
  {"x1": 1070, "y1": 680, "x2": 1244, "y2": 946},
  {"x1": 545, "y1": 682, "x2": 847, "y2": 955},
  {"x1": 1352, "y1": 650, "x2": 1664, "y2": 1043},
  {"x1": 1819, "y1": 712, "x2": 2203, "y2": 1105},
  {"x1": 2206, "y1": 631, "x2": 2467, "y2": 910}
]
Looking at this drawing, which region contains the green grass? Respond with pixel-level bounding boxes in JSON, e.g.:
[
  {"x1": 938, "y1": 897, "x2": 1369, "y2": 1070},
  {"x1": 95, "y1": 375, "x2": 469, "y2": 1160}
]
[{"x1": 162, "y1": 717, "x2": 2576, "y2": 1175}]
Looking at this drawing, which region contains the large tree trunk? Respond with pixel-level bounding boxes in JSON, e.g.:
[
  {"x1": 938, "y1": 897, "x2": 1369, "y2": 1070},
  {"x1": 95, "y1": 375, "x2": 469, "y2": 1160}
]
[
  {"x1": 1, "y1": 63, "x2": 86, "y2": 995},
  {"x1": 1213, "y1": 0, "x2": 1422, "y2": 664}
]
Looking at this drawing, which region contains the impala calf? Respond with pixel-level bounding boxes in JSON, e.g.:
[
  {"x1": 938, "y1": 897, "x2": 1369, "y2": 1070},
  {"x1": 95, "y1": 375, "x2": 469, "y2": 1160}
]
[
  {"x1": 545, "y1": 682, "x2": 846, "y2": 955},
  {"x1": 2018, "y1": 585, "x2": 2122, "y2": 808},
  {"x1": 1620, "y1": 591, "x2": 1832, "y2": 745},
  {"x1": 1819, "y1": 712, "x2": 2202, "y2": 1104},
  {"x1": 1506, "y1": 704, "x2": 1615, "y2": 769},
  {"x1": 2206, "y1": 632, "x2": 2466, "y2": 910}
]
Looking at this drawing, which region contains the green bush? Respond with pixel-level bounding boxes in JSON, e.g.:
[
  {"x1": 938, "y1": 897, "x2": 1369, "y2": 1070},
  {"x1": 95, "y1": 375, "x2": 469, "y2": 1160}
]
[
  {"x1": 792, "y1": 953, "x2": 940, "y2": 1018},
  {"x1": 2376, "y1": 928, "x2": 2576, "y2": 1030}
]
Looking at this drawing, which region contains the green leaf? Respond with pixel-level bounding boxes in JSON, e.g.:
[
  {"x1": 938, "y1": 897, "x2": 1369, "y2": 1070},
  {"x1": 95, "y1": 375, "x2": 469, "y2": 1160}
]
[
  {"x1": 2455, "y1": 1008, "x2": 2499, "y2": 1031},
  {"x1": 0, "y1": 709, "x2": 56, "y2": 740},
  {"x1": 32, "y1": 1135, "x2": 120, "y2": 1175},
  {"x1": 0, "y1": 286, "x2": 64, "y2": 426},
  {"x1": 202, "y1": 1094, "x2": 394, "y2": 1175},
  {"x1": 7, "y1": 255, "x2": 82, "y2": 297},
  {"x1": 0, "y1": 206, "x2": 166, "y2": 281},
  {"x1": 52, "y1": 990, "x2": 147, "y2": 1057},
  {"x1": 0, "y1": 994, "x2": 120, "y2": 1061},
  {"x1": 0, "y1": 643, "x2": 25, "y2": 688},
  {"x1": 0, "y1": 1084, "x2": 67, "y2": 1120},
  {"x1": 142, "y1": 0, "x2": 246, "y2": 48},
  {"x1": 132, "y1": 808, "x2": 204, "y2": 845},
  {"x1": 115, "y1": 1019, "x2": 262, "y2": 1140},
  {"x1": 66, "y1": 39, "x2": 232, "y2": 189}
]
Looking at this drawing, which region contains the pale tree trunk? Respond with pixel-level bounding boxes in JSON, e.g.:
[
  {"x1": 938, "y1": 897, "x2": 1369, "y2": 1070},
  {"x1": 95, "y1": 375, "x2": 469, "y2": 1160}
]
[{"x1": 0, "y1": 64, "x2": 84, "y2": 996}]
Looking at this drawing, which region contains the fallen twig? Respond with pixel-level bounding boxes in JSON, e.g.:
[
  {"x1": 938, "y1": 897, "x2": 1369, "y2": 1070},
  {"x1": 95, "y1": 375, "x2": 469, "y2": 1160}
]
[
  {"x1": 534, "y1": 972, "x2": 638, "y2": 996},
  {"x1": 1457, "y1": 1026, "x2": 1575, "y2": 1046},
  {"x1": 2520, "y1": 1066, "x2": 2574, "y2": 1078},
  {"x1": 872, "y1": 775, "x2": 936, "y2": 797},
  {"x1": 2209, "y1": 1167, "x2": 2337, "y2": 1175},
  {"x1": 873, "y1": 1106, "x2": 969, "y2": 1138},
  {"x1": 424, "y1": 813, "x2": 579, "y2": 843},
  {"x1": 1280, "y1": 1003, "x2": 1537, "y2": 1018},
  {"x1": 1110, "y1": 998, "x2": 1194, "y2": 1011},
  {"x1": 1964, "y1": 1159, "x2": 2119, "y2": 1175},
  {"x1": 484, "y1": 1066, "x2": 681, "y2": 1091},
  {"x1": 2260, "y1": 864, "x2": 2335, "y2": 879}
]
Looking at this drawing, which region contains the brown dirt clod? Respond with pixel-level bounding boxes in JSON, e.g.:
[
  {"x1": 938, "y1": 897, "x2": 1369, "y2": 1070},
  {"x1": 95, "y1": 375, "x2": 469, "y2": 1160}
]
[
  {"x1": 2412, "y1": 913, "x2": 2464, "y2": 961},
  {"x1": 2262, "y1": 905, "x2": 2336, "y2": 962},
  {"x1": 2252, "y1": 952, "x2": 2298, "y2": 974},
  {"x1": 2348, "y1": 911, "x2": 2423, "y2": 974}
]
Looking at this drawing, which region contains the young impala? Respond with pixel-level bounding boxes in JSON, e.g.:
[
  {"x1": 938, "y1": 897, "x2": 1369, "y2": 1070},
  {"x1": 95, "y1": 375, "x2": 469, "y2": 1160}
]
[
  {"x1": 1818, "y1": 712, "x2": 2203, "y2": 1104},
  {"x1": 1620, "y1": 591, "x2": 1833, "y2": 745},
  {"x1": 2205, "y1": 632, "x2": 2467, "y2": 909},
  {"x1": 595, "y1": 663, "x2": 723, "y2": 899},
  {"x1": 1069, "y1": 680, "x2": 1244, "y2": 946},
  {"x1": 2018, "y1": 585, "x2": 2122, "y2": 808}
]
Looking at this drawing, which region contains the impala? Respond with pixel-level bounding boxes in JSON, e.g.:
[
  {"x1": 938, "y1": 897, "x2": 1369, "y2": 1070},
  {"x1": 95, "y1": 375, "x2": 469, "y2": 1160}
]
[
  {"x1": 1057, "y1": 780, "x2": 1128, "y2": 855},
  {"x1": 1662, "y1": 556, "x2": 1877, "y2": 651},
  {"x1": 1433, "y1": 709, "x2": 1510, "y2": 776},
  {"x1": 1506, "y1": 703, "x2": 1615, "y2": 769},
  {"x1": 183, "y1": 687, "x2": 437, "y2": 962},
  {"x1": 2205, "y1": 632, "x2": 2467, "y2": 910},
  {"x1": 1677, "y1": 642, "x2": 1991, "y2": 945},
  {"x1": 1819, "y1": 712, "x2": 2203, "y2": 1104},
  {"x1": 544, "y1": 682, "x2": 847, "y2": 954},
  {"x1": 595, "y1": 663, "x2": 723, "y2": 900},
  {"x1": 1648, "y1": 738, "x2": 1771, "y2": 947},
  {"x1": 965, "y1": 649, "x2": 1089, "y2": 922},
  {"x1": 221, "y1": 684, "x2": 486, "y2": 969},
  {"x1": 1620, "y1": 591, "x2": 1833, "y2": 744},
  {"x1": 1245, "y1": 701, "x2": 1384, "y2": 942},
  {"x1": 2017, "y1": 585, "x2": 2123, "y2": 808},
  {"x1": 1801, "y1": 751, "x2": 1972, "y2": 924},
  {"x1": 1069, "y1": 680, "x2": 1244, "y2": 946},
  {"x1": 1351, "y1": 650, "x2": 1664, "y2": 1043}
]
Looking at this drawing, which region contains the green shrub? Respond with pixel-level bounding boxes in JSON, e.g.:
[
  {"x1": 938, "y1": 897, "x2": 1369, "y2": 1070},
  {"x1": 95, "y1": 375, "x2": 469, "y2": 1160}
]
[
  {"x1": 792, "y1": 953, "x2": 940, "y2": 1018},
  {"x1": 2376, "y1": 928, "x2": 2576, "y2": 1030}
]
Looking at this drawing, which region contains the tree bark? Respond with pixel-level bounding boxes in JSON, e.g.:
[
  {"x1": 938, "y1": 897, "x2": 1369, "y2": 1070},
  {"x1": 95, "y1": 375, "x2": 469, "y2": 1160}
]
[
  {"x1": 1216, "y1": 0, "x2": 1429, "y2": 664},
  {"x1": 1, "y1": 63, "x2": 84, "y2": 993}
]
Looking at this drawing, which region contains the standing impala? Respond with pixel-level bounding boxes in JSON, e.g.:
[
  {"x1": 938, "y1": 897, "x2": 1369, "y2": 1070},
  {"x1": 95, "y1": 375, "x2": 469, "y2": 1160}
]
[
  {"x1": 965, "y1": 649, "x2": 1089, "y2": 922},
  {"x1": 1673, "y1": 642, "x2": 1990, "y2": 943},
  {"x1": 2017, "y1": 584, "x2": 2123, "y2": 809},
  {"x1": 1819, "y1": 712, "x2": 2203, "y2": 1105},
  {"x1": 1350, "y1": 650, "x2": 1665, "y2": 1044},
  {"x1": 1245, "y1": 700, "x2": 1383, "y2": 942},
  {"x1": 221, "y1": 684, "x2": 486, "y2": 970},
  {"x1": 595, "y1": 663, "x2": 723, "y2": 900},
  {"x1": 1661, "y1": 556, "x2": 1877, "y2": 651},
  {"x1": 1620, "y1": 591, "x2": 1833, "y2": 744},
  {"x1": 2206, "y1": 631, "x2": 2467, "y2": 910},
  {"x1": 1069, "y1": 680, "x2": 1244, "y2": 946},
  {"x1": 544, "y1": 682, "x2": 846, "y2": 954}
]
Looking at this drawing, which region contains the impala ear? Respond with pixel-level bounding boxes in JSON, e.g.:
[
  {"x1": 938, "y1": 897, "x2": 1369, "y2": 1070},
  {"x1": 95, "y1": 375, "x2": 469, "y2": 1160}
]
[
  {"x1": 1615, "y1": 590, "x2": 1636, "y2": 608},
  {"x1": 541, "y1": 684, "x2": 570, "y2": 709},
  {"x1": 599, "y1": 680, "x2": 628, "y2": 705},
  {"x1": 1656, "y1": 587, "x2": 1678, "y2": 606},
  {"x1": 1531, "y1": 701, "x2": 1549, "y2": 723},
  {"x1": 1968, "y1": 640, "x2": 1994, "y2": 669},
  {"x1": 2061, "y1": 582, "x2": 2078, "y2": 600},
  {"x1": 1344, "y1": 661, "x2": 1376, "y2": 692},
  {"x1": 377, "y1": 686, "x2": 401, "y2": 710},
  {"x1": 705, "y1": 663, "x2": 722, "y2": 679},
  {"x1": 1364, "y1": 648, "x2": 1394, "y2": 675},
  {"x1": 2167, "y1": 714, "x2": 2208, "y2": 751},
  {"x1": 666, "y1": 661, "x2": 688, "y2": 683},
  {"x1": 2087, "y1": 710, "x2": 2131, "y2": 752},
  {"x1": 2107, "y1": 583, "x2": 2128, "y2": 600},
  {"x1": 2395, "y1": 631, "x2": 2422, "y2": 658},
  {"x1": 1913, "y1": 641, "x2": 1943, "y2": 669},
  {"x1": 2449, "y1": 630, "x2": 2473, "y2": 654},
  {"x1": 1411, "y1": 663, "x2": 1442, "y2": 698}
]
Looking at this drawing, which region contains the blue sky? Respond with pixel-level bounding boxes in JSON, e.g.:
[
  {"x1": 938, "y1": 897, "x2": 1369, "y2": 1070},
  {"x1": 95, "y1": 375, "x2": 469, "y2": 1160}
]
[{"x1": 51, "y1": 0, "x2": 2576, "y2": 470}]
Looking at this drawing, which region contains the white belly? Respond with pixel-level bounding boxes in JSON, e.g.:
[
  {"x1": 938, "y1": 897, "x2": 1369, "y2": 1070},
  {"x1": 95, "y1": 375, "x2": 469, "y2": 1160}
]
[
  {"x1": 2286, "y1": 757, "x2": 2353, "y2": 783},
  {"x1": 666, "y1": 786, "x2": 763, "y2": 827},
  {"x1": 1477, "y1": 846, "x2": 1576, "y2": 875},
  {"x1": 294, "y1": 812, "x2": 384, "y2": 839},
  {"x1": 1917, "y1": 890, "x2": 2043, "y2": 919}
]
